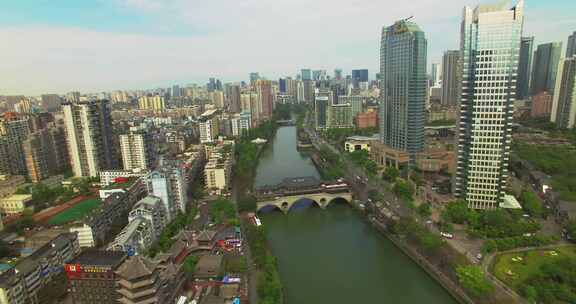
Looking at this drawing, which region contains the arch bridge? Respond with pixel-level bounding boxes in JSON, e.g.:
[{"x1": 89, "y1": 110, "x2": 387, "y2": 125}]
[{"x1": 255, "y1": 176, "x2": 352, "y2": 214}]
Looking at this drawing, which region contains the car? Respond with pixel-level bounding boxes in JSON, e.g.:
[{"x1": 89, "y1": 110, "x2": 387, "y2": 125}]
[{"x1": 440, "y1": 232, "x2": 454, "y2": 239}]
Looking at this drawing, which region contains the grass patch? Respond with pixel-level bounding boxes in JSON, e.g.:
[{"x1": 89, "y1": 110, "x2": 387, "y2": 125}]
[
  {"x1": 492, "y1": 246, "x2": 576, "y2": 289},
  {"x1": 47, "y1": 198, "x2": 102, "y2": 225}
]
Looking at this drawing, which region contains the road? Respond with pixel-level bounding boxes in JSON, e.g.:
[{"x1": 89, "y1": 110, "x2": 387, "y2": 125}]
[
  {"x1": 230, "y1": 173, "x2": 259, "y2": 304},
  {"x1": 303, "y1": 115, "x2": 411, "y2": 218}
]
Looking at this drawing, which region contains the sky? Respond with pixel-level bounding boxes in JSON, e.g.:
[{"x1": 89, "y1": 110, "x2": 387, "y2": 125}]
[{"x1": 0, "y1": 0, "x2": 575, "y2": 95}]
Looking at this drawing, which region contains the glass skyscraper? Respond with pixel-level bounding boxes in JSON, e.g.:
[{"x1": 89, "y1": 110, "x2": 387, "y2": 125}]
[
  {"x1": 455, "y1": 0, "x2": 524, "y2": 209},
  {"x1": 531, "y1": 42, "x2": 562, "y2": 95},
  {"x1": 379, "y1": 19, "x2": 427, "y2": 160},
  {"x1": 516, "y1": 36, "x2": 533, "y2": 100}
]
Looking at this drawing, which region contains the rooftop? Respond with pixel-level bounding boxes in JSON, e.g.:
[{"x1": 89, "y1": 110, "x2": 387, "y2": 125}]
[
  {"x1": 115, "y1": 256, "x2": 158, "y2": 280},
  {"x1": 194, "y1": 255, "x2": 223, "y2": 278},
  {"x1": 68, "y1": 250, "x2": 126, "y2": 267}
]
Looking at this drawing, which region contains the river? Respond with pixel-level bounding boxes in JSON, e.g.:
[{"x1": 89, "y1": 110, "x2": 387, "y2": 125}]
[{"x1": 254, "y1": 126, "x2": 457, "y2": 304}]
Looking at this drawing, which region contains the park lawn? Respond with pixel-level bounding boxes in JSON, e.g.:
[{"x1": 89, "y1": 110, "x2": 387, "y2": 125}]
[
  {"x1": 47, "y1": 198, "x2": 102, "y2": 225},
  {"x1": 492, "y1": 246, "x2": 576, "y2": 289}
]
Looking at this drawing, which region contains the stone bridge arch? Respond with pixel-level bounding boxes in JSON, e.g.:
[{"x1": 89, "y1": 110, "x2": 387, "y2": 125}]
[{"x1": 256, "y1": 191, "x2": 353, "y2": 214}]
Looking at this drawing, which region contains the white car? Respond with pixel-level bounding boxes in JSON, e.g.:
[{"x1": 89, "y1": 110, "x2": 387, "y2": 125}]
[{"x1": 440, "y1": 232, "x2": 454, "y2": 239}]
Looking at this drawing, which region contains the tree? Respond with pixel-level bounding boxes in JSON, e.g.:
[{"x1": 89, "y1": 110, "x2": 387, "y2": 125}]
[
  {"x1": 382, "y1": 166, "x2": 399, "y2": 182},
  {"x1": 441, "y1": 200, "x2": 471, "y2": 224},
  {"x1": 393, "y1": 178, "x2": 414, "y2": 201},
  {"x1": 456, "y1": 265, "x2": 493, "y2": 298},
  {"x1": 209, "y1": 198, "x2": 236, "y2": 224},
  {"x1": 522, "y1": 191, "x2": 543, "y2": 218},
  {"x1": 417, "y1": 203, "x2": 432, "y2": 218},
  {"x1": 183, "y1": 255, "x2": 199, "y2": 275}
]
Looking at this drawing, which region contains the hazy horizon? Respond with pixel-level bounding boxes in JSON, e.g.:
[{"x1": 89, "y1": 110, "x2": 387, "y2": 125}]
[{"x1": 1, "y1": 0, "x2": 575, "y2": 95}]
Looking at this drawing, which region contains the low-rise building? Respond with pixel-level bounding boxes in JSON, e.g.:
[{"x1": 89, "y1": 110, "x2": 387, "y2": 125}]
[
  {"x1": 0, "y1": 268, "x2": 27, "y2": 304},
  {"x1": 108, "y1": 217, "x2": 154, "y2": 255},
  {"x1": 99, "y1": 169, "x2": 149, "y2": 187},
  {"x1": 65, "y1": 250, "x2": 127, "y2": 304},
  {"x1": 15, "y1": 233, "x2": 80, "y2": 302},
  {"x1": 0, "y1": 175, "x2": 26, "y2": 198},
  {"x1": 115, "y1": 255, "x2": 184, "y2": 304},
  {"x1": 369, "y1": 142, "x2": 410, "y2": 171},
  {"x1": 0, "y1": 194, "x2": 33, "y2": 215},
  {"x1": 356, "y1": 110, "x2": 378, "y2": 129},
  {"x1": 344, "y1": 136, "x2": 378, "y2": 153}
]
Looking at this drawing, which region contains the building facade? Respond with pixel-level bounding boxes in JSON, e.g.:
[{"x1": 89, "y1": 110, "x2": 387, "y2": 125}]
[
  {"x1": 551, "y1": 56, "x2": 576, "y2": 129},
  {"x1": 314, "y1": 90, "x2": 332, "y2": 130},
  {"x1": 531, "y1": 42, "x2": 563, "y2": 95},
  {"x1": 379, "y1": 19, "x2": 427, "y2": 160},
  {"x1": 441, "y1": 50, "x2": 461, "y2": 106},
  {"x1": 455, "y1": 0, "x2": 524, "y2": 209},
  {"x1": 517, "y1": 37, "x2": 534, "y2": 100},
  {"x1": 530, "y1": 91, "x2": 553, "y2": 118},
  {"x1": 62, "y1": 100, "x2": 116, "y2": 177},
  {"x1": 119, "y1": 130, "x2": 156, "y2": 171}
]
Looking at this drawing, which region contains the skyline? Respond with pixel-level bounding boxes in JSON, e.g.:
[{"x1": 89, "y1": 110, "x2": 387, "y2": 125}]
[{"x1": 1, "y1": 0, "x2": 575, "y2": 95}]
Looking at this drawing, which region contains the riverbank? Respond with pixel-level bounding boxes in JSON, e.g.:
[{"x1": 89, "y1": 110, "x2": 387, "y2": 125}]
[{"x1": 254, "y1": 125, "x2": 456, "y2": 303}]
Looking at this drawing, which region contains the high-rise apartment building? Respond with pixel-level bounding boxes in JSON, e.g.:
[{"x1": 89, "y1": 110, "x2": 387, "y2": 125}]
[
  {"x1": 119, "y1": 129, "x2": 156, "y2": 171},
  {"x1": 551, "y1": 57, "x2": 576, "y2": 129},
  {"x1": 303, "y1": 80, "x2": 315, "y2": 104},
  {"x1": 22, "y1": 126, "x2": 69, "y2": 183},
  {"x1": 379, "y1": 19, "x2": 427, "y2": 160},
  {"x1": 227, "y1": 84, "x2": 241, "y2": 113},
  {"x1": 255, "y1": 80, "x2": 273, "y2": 121},
  {"x1": 198, "y1": 109, "x2": 220, "y2": 144},
  {"x1": 441, "y1": 50, "x2": 461, "y2": 106},
  {"x1": 62, "y1": 100, "x2": 116, "y2": 177},
  {"x1": 40, "y1": 94, "x2": 61, "y2": 112},
  {"x1": 172, "y1": 85, "x2": 180, "y2": 98},
  {"x1": 455, "y1": 0, "x2": 524, "y2": 209},
  {"x1": 567, "y1": 32, "x2": 576, "y2": 58},
  {"x1": 531, "y1": 42, "x2": 562, "y2": 95},
  {"x1": 516, "y1": 37, "x2": 534, "y2": 100},
  {"x1": 138, "y1": 95, "x2": 166, "y2": 112},
  {"x1": 338, "y1": 96, "x2": 363, "y2": 118},
  {"x1": 0, "y1": 114, "x2": 30, "y2": 176}
]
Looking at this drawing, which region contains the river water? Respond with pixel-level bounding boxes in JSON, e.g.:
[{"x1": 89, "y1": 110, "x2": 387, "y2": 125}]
[{"x1": 254, "y1": 126, "x2": 457, "y2": 304}]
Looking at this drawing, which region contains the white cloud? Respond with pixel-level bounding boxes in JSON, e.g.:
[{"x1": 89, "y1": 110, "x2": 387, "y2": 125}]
[{"x1": 0, "y1": 0, "x2": 574, "y2": 94}]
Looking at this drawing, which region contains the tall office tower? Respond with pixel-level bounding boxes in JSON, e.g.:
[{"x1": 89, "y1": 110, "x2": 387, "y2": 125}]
[
  {"x1": 334, "y1": 69, "x2": 343, "y2": 81},
  {"x1": 352, "y1": 69, "x2": 369, "y2": 88},
  {"x1": 379, "y1": 19, "x2": 427, "y2": 160},
  {"x1": 0, "y1": 114, "x2": 30, "y2": 176},
  {"x1": 567, "y1": 32, "x2": 576, "y2": 58},
  {"x1": 516, "y1": 37, "x2": 534, "y2": 100},
  {"x1": 62, "y1": 100, "x2": 116, "y2": 177},
  {"x1": 455, "y1": 0, "x2": 524, "y2": 210},
  {"x1": 40, "y1": 94, "x2": 62, "y2": 112},
  {"x1": 211, "y1": 91, "x2": 225, "y2": 108},
  {"x1": 228, "y1": 85, "x2": 241, "y2": 113},
  {"x1": 279, "y1": 78, "x2": 287, "y2": 93},
  {"x1": 119, "y1": 129, "x2": 155, "y2": 171},
  {"x1": 249, "y1": 72, "x2": 260, "y2": 85},
  {"x1": 314, "y1": 90, "x2": 333, "y2": 130},
  {"x1": 138, "y1": 95, "x2": 166, "y2": 112},
  {"x1": 441, "y1": 50, "x2": 461, "y2": 106},
  {"x1": 172, "y1": 85, "x2": 181, "y2": 98},
  {"x1": 531, "y1": 42, "x2": 563, "y2": 95},
  {"x1": 551, "y1": 57, "x2": 576, "y2": 129},
  {"x1": 430, "y1": 63, "x2": 442, "y2": 87},
  {"x1": 255, "y1": 80, "x2": 273, "y2": 120},
  {"x1": 303, "y1": 80, "x2": 316, "y2": 103},
  {"x1": 22, "y1": 126, "x2": 69, "y2": 183},
  {"x1": 301, "y1": 69, "x2": 312, "y2": 81}
]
